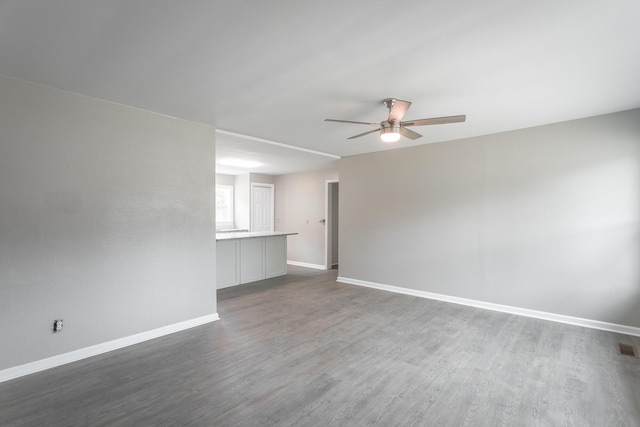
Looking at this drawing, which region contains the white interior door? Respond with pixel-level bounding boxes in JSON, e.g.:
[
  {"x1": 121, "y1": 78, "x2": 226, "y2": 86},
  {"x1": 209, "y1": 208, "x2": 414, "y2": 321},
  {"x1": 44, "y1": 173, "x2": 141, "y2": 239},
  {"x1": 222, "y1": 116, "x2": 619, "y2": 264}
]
[{"x1": 251, "y1": 183, "x2": 274, "y2": 232}]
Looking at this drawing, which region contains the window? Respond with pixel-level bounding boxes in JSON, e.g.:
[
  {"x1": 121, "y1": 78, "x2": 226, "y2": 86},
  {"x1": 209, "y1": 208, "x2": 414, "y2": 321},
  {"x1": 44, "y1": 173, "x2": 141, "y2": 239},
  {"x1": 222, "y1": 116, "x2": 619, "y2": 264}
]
[{"x1": 216, "y1": 185, "x2": 234, "y2": 226}]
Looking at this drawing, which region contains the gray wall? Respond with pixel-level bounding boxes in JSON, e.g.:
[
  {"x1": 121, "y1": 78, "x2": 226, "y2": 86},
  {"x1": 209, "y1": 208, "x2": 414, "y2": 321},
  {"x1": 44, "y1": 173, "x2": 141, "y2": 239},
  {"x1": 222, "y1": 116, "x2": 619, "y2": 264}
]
[
  {"x1": 0, "y1": 76, "x2": 217, "y2": 370},
  {"x1": 250, "y1": 173, "x2": 275, "y2": 185},
  {"x1": 340, "y1": 109, "x2": 640, "y2": 328},
  {"x1": 275, "y1": 169, "x2": 339, "y2": 266},
  {"x1": 234, "y1": 174, "x2": 251, "y2": 230},
  {"x1": 216, "y1": 173, "x2": 235, "y2": 186}
]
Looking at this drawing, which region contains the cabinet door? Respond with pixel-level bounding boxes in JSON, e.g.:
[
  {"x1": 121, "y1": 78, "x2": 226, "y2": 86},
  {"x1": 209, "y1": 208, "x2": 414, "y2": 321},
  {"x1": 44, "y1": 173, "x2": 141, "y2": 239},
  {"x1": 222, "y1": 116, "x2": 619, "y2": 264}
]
[
  {"x1": 265, "y1": 235, "x2": 287, "y2": 278},
  {"x1": 216, "y1": 239, "x2": 239, "y2": 288},
  {"x1": 240, "y1": 237, "x2": 265, "y2": 284}
]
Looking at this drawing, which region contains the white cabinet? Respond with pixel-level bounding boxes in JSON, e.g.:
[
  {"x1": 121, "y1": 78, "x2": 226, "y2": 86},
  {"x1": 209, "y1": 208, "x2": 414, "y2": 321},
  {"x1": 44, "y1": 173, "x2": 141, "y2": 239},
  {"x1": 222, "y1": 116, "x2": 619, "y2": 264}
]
[
  {"x1": 216, "y1": 232, "x2": 295, "y2": 289},
  {"x1": 265, "y1": 235, "x2": 287, "y2": 278},
  {"x1": 239, "y1": 237, "x2": 265, "y2": 284},
  {"x1": 216, "y1": 239, "x2": 240, "y2": 288}
]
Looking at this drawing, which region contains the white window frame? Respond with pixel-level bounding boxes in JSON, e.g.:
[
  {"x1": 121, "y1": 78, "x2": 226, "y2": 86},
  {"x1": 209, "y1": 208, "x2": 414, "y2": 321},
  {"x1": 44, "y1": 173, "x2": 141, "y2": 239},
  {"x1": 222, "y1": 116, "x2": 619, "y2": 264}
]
[{"x1": 216, "y1": 184, "x2": 234, "y2": 229}]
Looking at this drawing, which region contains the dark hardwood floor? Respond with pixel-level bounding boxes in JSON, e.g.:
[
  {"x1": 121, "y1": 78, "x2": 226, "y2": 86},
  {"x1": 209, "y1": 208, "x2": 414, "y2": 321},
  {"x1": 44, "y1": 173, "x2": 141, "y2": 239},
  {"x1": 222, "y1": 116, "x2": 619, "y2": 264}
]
[{"x1": 1, "y1": 265, "x2": 639, "y2": 426}]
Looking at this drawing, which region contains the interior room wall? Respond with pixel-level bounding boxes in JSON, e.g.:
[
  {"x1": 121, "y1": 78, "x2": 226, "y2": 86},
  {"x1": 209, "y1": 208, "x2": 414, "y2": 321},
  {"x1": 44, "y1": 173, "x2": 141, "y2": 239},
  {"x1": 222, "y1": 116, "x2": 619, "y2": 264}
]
[
  {"x1": 0, "y1": 75, "x2": 218, "y2": 373},
  {"x1": 216, "y1": 173, "x2": 235, "y2": 186},
  {"x1": 275, "y1": 168, "x2": 339, "y2": 268},
  {"x1": 234, "y1": 174, "x2": 250, "y2": 230},
  {"x1": 250, "y1": 173, "x2": 275, "y2": 185},
  {"x1": 339, "y1": 109, "x2": 640, "y2": 329}
]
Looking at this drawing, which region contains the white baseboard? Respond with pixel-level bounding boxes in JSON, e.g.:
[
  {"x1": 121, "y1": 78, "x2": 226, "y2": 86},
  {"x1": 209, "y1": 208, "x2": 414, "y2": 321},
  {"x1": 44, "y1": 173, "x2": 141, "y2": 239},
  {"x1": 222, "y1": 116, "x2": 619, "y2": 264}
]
[
  {"x1": 0, "y1": 313, "x2": 220, "y2": 384},
  {"x1": 337, "y1": 276, "x2": 640, "y2": 337},
  {"x1": 287, "y1": 260, "x2": 326, "y2": 270}
]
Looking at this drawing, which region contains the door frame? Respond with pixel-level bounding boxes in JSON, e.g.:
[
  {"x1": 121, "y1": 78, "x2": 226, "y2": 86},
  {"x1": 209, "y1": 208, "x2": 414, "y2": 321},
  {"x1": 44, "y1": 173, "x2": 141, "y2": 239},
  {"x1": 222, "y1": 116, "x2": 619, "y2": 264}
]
[
  {"x1": 250, "y1": 182, "x2": 275, "y2": 232},
  {"x1": 324, "y1": 180, "x2": 339, "y2": 270}
]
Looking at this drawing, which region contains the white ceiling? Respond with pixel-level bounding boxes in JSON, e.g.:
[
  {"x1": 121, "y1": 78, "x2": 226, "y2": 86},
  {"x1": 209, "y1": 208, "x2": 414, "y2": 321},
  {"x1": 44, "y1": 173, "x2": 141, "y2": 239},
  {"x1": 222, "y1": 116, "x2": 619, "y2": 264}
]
[
  {"x1": 1, "y1": 0, "x2": 639, "y2": 174},
  {"x1": 215, "y1": 130, "x2": 339, "y2": 176}
]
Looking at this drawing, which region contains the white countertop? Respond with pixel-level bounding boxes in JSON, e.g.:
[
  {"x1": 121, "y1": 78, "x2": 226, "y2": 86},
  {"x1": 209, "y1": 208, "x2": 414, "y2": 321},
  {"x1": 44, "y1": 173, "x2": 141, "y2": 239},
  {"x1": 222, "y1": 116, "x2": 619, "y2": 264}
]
[{"x1": 215, "y1": 231, "x2": 298, "y2": 241}]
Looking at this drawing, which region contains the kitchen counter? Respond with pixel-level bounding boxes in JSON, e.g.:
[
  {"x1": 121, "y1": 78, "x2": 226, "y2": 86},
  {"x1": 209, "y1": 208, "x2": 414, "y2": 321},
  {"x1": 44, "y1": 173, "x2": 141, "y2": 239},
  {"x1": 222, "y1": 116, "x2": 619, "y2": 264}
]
[
  {"x1": 216, "y1": 231, "x2": 297, "y2": 289},
  {"x1": 216, "y1": 231, "x2": 297, "y2": 241}
]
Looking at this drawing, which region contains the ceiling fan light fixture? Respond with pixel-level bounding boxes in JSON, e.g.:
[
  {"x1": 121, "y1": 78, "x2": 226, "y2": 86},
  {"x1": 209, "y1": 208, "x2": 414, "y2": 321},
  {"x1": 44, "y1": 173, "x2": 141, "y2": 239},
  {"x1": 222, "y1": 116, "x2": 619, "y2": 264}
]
[
  {"x1": 380, "y1": 122, "x2": 401, "y2": 143},
  {"x1": 380, "y1": 131, "x2": 401, "y2": 143}
]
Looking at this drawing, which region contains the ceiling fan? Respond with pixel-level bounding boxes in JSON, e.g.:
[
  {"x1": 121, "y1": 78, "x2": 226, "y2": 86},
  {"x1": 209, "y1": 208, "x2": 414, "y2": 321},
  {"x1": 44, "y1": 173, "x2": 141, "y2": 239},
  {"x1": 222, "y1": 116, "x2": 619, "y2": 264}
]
[{"x1": 325, "y1": 98, "x2": 466, "y2": 143}]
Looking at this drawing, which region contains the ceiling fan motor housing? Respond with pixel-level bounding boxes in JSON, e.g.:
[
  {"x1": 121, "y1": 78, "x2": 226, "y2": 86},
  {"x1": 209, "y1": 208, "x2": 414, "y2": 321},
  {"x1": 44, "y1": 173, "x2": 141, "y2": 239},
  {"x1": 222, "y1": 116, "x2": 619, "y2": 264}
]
[{"x1": 381, "y1": 121, "x2": 400, "y2": 132}]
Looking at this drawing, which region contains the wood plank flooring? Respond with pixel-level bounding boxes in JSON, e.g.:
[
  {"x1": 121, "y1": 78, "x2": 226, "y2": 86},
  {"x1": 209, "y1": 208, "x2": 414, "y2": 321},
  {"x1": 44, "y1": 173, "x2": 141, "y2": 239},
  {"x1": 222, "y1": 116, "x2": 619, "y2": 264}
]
[{"x1": 1, "y1": 265, "x2": 639, "y2": 426}]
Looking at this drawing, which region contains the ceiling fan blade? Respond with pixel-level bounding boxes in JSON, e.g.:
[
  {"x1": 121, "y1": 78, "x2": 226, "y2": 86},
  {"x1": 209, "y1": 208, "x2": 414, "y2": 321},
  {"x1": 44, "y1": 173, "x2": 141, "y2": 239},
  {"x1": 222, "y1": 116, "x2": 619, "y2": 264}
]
[
  {"x1": 402, "y1": 115, "x2": 466, "y2": 127},
  {"x1": 347, "y1": 128, "x2": 380, "y2": 139},
  {"x1": 400, "y1": 127, "x2": 422, "y2": 140},
  {"x1": 387, "y1": 99, "x2": 411, "y2": 123},
  {"x1": 325, "y1": 119, "x2": 379, "y2": 126}
]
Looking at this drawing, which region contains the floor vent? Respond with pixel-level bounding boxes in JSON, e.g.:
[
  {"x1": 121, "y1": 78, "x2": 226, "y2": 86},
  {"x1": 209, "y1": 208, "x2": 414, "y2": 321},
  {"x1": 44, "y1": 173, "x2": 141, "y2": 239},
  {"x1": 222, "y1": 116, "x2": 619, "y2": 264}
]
[{"x1": 618, "y1": 343, "x2": 638, "y2": 358}]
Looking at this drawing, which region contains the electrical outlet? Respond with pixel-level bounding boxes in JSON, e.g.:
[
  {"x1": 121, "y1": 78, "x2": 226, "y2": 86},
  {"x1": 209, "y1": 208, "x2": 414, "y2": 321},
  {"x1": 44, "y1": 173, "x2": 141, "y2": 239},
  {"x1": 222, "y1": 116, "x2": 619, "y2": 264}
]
[{"x1": 53, "y1": 319, "x2": 63, "y2": 333}]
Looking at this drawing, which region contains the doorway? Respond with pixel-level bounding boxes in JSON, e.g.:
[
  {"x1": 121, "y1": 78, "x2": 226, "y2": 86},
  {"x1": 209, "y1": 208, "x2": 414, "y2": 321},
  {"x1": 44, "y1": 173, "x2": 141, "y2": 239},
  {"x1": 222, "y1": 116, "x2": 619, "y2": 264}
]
[
  {"x1": 251, "y1": 183, "x2": 274, "y2": 232},
  {"x1": 325, "y1": 180, "x2": 339, "y2": 270}
]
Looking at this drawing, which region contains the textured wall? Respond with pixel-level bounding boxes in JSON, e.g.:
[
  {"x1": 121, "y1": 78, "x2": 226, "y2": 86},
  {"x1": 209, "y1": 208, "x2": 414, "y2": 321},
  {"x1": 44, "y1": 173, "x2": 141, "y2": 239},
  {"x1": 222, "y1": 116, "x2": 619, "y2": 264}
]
[
  {"x1": 340, "y1": 109, "x2": 640, "y2": 328},
  {"x1": 0, "y1": 76, "x2": 217, "y2": 370},
  {"x1": 233, "y1": 174, "x2": 250, "y2": 230}
]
